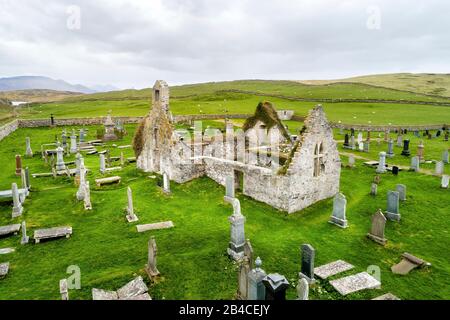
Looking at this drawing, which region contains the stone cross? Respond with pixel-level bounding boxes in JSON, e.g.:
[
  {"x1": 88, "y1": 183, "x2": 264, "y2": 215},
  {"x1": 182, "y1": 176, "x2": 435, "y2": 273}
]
[
  {"x1": 70, "y1": 131, "x2": 78, "y2": 154},
  {"x1": 386, "y1": 191, "x2": 401, "y2": 221},
  {"x1": 56, "y1": 143, "x2": 66, "y2": 171},
  {"x1": 296, "y1": 278, "x2": 309, "y2": 300},
  {"x1": 15, "y1": 155, "x2": 22, "y2": 176},
  {"x1": 163, "y1": 172, "x2": 170, "y2": 193},
  {"x1": 126, "y1": 187, "x2": 138, "y2": 222},
  {"x1": 21, "y1": 221, "x2": 29, "y2": 245},
  {"x1": 396, "y1": 184, "x2": 406, "y2": 201},
  {"x1": 60, "y1": 279, "x2": 69, "y2": 300},
  {"x1": 417, "y1": 141, "x2": 424, "y2": 161},
  {"x1": 12, "y1": 183, "x2": 23, "y2": 218},
  {"x1": 84, "y1": 181, "x2": 92, "y2": 210},
  {"x1": 435, "y1": 161, "x2": 444, "y2": 176},
  {"x1": 367, "y1": 209, "x2": 387, "y2": 245},
  {"x1": 247, "y1": 257, "x2": 267, "y2": 300},
  {"x1": 227, "y1": 198, "x2": 246, "y2": 261},
  {"x1": 329, "y1": 193, "x2": 348, "y2": 228},
  {"x1": 443, "y1": 150, "x2": 449, "y2": 164},
  {"x1": 146, "y1": 236, "x2": 160, "y2": 277},
  {"x1": 410, "y1": 156, "x2": 420, "y2": 172},
  {"x1": 386, "y1": 139, "x2": 395, "y2": 158},
  {"x1": 225, "y1": 175, "x2": 235, "y2": 199},
  {"x1": 370, "y1": 183, "x2": 378, "y2": 196},
  {"x1": 376, "y1": 152, "x2": 387, "y2": 173},
  {"x1": 442, "y1": 175, "x2": 449, "y2": 189},
  {"x1": 25, "y1": 137, "x2": 33, "y2": 157},
  {"x1": 299, "y1": 244, "x2": 315, "y2": 284},
  {"x1": 99, "y1": 154, "x2": 106, "y2": 173},
  {"x1": 76, "y1": 162, "x2": 87, "y2": 201}
]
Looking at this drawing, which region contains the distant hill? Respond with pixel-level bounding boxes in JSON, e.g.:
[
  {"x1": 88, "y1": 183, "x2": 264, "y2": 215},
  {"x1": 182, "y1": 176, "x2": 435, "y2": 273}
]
[
  {"x1": 296, "y1": 73, "x2": 450, "y2": 98},
  {"x1": 0, "y1": 76, "x2": 95, "y2": 94},
  {"x1": 0, "y1": 89, "x2": 84, "y2": 103}
]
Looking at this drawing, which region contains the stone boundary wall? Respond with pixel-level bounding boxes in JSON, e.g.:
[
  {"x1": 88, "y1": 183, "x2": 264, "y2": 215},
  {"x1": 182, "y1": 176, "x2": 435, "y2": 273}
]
[
  {"x1": 16, "y1": 116, "x2": 145, "y2": 128},
  {"x1": 0, "y1": 119, "x2": 19, "y2": 142},
  {"x1": 172, "y1": 113, "x2": 251, "y2": 123},
  {"x1": 329, "y1": 123, "x2": 447, "y2": 132}
]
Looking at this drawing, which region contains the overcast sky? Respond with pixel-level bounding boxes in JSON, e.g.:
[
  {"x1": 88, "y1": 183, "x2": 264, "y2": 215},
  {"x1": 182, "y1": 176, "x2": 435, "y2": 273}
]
[{"x1": 0, "y1": 0, "x2": 449, "y2": 89}]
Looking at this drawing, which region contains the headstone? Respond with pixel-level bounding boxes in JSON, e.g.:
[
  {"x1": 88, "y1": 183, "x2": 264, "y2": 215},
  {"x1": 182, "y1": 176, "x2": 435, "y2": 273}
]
[
  {"x1": 392, "y1": 166, "x2": 399, "y2": 176},
  {"x1": 350, "y1": 128, "x2": 355, "y2": 136},
  {"x1": 370, "y1": 183, "x2": 378, "y2": 196},
  {"x1": 401, "y1": 139, "x2": 411, "y2": 156},
  {"x1": 330, "y1": 272, "x2": 381, "y2": 296},
  {"x1": 329, "y1": 193, "x2": 348, "y2": 228},
  {"x1": 225, "y1": 175, "x2": 235, "y2": 199},
  {"x1": 25, "y1": 167, "x2": 30, "y2": 190},
  {"x1": 358, "y1": 142, "x2": 364, "y2": 151},
  {"x1": 99, "y1": 154, "x2": 106, "y2": 173},
  {"x1": 373, "y1": 175, "x2": 381, "y2": 185},
  {"x1": 367, "y1": 209, "x2": 387, "y2": 245},
  {"x1": 386, "y1": 191, "x2": 401, "y2": 221},
  {"x1": 350, "y1": 135, "x2": 355, "y2": 150},
  {"x1": 247, "y1": 257, "x2": 267, "y2": 300},
  {"x1": 84, "y1": 181, "x2": 92, "y2": 210},
  {"x1": 376, "y1": 152, "x2": 387, "y2": 173},
  {"x1": 56, "y1": 143, "x2": 66, "y2": 171},
  {"x1": 20, "y1": 221, "x2": 29, "y2": 245},
  {"x1": 262, "y1": 273, "x2": 290, "y2": 300},
  {"x1": 442, "y1": 150, "x2": 449, "y2": 164},
  {"x1": 363, "y1": 141, "x2": 370, "y2": 153},
  {"x1": 61, "y1": 131, "x2": 67, "y2": 148},
  {"x1": 126, "y1": 187, "x2": 138, "y2": 222},
  {"x1": 50, "y1": 114, "x2": 54, "y2": 126},
  {"x1": 410, "y1": 156, "x2": 420, "y2": 172},
  {"x1": 348, "y1": 154, "x2": 355, "y2": 168},
  {"x1": 227, "y1": 198, "x2": 246, "y2": 261},
  {"x1": 366, "y1": 130, "x2": 371, "y2": 142},
  {"x1": 15, "y1": 155, "x2": 22, "y2": 176},
  {"x1": 435, "y1": 161, "x2": 444, "y2": 176},
  {"x1": 396, "y1": 184, "x2": 406, "y2": 201},
  {"x1": 343, "y1": 134, "x2": 350, "y2": 148},
  {"x1": 76, "y1": 162, "x2": 87, "y2": 201},
  {"x1": 12, "y1": 183, "x2": 23, "y2": 218},
  {"x1": 25, "y1": 137, "x2": 33, "y2": 157},
  {"x1": 391, "y1": 253, "x2": 431, "y2": 275},
  {"x1": 0, "y1": 262, "x2": 10, "y2": 278},
  {"x1": 396, "y1": 134, "x2": 403, "y2": 147},
  {"x1": 145, "y1": 236, "x2": 160, "y2": 277},
  {"x1": 386, "y1": 139, "x2": 395, "y2": 158},
  {"x1": 314, "y1": 260, "x2": 354, "y2": 279},
  {"x1": 70, "y1": 131, "x2": 77, "y2": 154},
  {"x1": 163, "y1": 172, "x2": 170, "y2": 193},
  {"x1": 296, "y1": 278, "x2": 309, "y2": 300},
  {"x1": 120, "y1": 152, "x2": 125, "y2": 167},
  {"x1": 60, "y1": 279, "x2": 69, "y2": 300},
  {"x1": 79, "y1": 129, "x2": 85, "y2": 143},
  {"x1": 299, "y1": 244, "x2": 315, "y2": 284},
  {"x1": 237, "y1": 242, "x2": 252, "y2": 300},
  {"x1": 417, "y1": 140, "x2": 424, "y2": 161},
  {"x1": 383, "y1": 128, "x2": 389, "y2": 142},
  {"x1": 442, "y1": 175, "x2": 449, "y2": 189},
  {"x1": 357, "y1": 132, "x2": 363, "y2": 144},
  {"x1": 444, "y1": 132, "x2": 449, "y2": 142}
]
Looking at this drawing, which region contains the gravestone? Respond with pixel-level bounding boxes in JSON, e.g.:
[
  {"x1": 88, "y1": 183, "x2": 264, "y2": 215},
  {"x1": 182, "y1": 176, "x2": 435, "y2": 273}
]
[
  {"x1": 350, "y1": 135, "x2": 355, "y2": 150},
  {"x1": 343, "y1": 134, "x2": 350, "y2": 148},
  {"x1": 56, "y1": 143, "x2": 66, "y2": 171},
  {"x1": 21, "y1": 221, "x2": 29, "y2": 245},
  {"x1": 136, "y1": 221, "x2": 174, "y2": 232},
  {"x1": 373, "y1": 293, "x2": 401, "y2": 300},
  {"x1": 435, "y1": 161, "x2": 444, "y2": 176},
  {"x1": 0, "y1": 262, "x2": 9, "y2": 278},
  {"x1": 25, "y1": 137, "x2": 33, "y2": 157},
  {"x1": 247, "y1": 257, "x2": 267, "y2": 300},
  {"x1": 225, "y1": 175, "x2": 235, "y2": 199},
  {"x1": 12, "y1": 183, "x2": 23, "y2": 218},
  {"x1": 237, "y1": 241, "x2": 252, "y2": 300},
  {"x1": 386, "y1": 191, "x2": 401, "y2": 221},
  {"x1": 370, "y1": 183, "x2": 378, "y2": 196},
  {"x1": 99, "y1": 154, "x2": 106, "y2": 173},
  {"x1": 15, "y1": 155, "x2": 22, "y2": 176},
  {"x1": 299, "y1": 244, "x2": 315, "y2": 284},
  {"x1": 410, "y1": 156, "x2": 420, "y2": 172},
  {"x1": 357, "y1": 132, "x2": 363, "y2": 144},
  {"x1": 396, "y1": 184, "x2": 406, "y2": 201},
  {"x1": 373, "y1": 175, "x2": 381, "y2": 185},
  {"x1": 391, "y1": 253, "x2": 431, "y2": 275},
  {"x1": 350, "y1": 128, "x2": 355, "y2": 136},
  {"x1": 84, "y1": 181, "x2": 92, "y2": 210},
  {"x1": 444, "y1": 132, "x2": 449, "y2": 142},
  {"x1": 145, "y1": 236, "x2": 160, "y2": 278},
  {"x1": 227, "y1": 198, "x2": 246, "y2": 261},
  {"x1": 386, "y1": 140, "x2": 395, "y2": 158},
  {"x1": 262, "y1": 273, "x2": 290, "y2": 300},
  {"x1": 363, "y1": 141, "x2": 370, "y2": 153},
  {"x1": 366, "y1": 130, "x2": 371, "y2": 142},
  {"x1": 442, "y1": 150, "x2": 449, "y2": 164},
  {"x1": 329, "y1": 193, "x2": 348, "y2": 228},
  {"x1": 392, "y1": 166, "x2": 399, "y2": 176},
  {"x1": 126, "y1": 187, "x2": 138, "y2": 222},
  {"x1": 163, "y1": 172, "x2": 170, "y2": 193},
  {"x1": 348, "y1": 154, "x2": 355, "y2": 168},
  {"x1": 60, "y1": 279, "x2": 69, "y2": 300},
  {"x1": 61, "y1": 131, "x2": 67, "y2": 148},
  {"x1": 314, "y1": 260, "x2": 354, "y2": 279},
  {"x1": 417, "y1": 141, "x2": 424, "y2": 161},
  {"x1": 25, "y1": 167, "x2": 30, "y2": 190},
  {"x1": 76, "y1": 163, "x2": 87, "y2": 201},
  {"x1": 120, "y1": 152, "x2": 125, "y2": 167},
  {"x1": 79, "y1": 129, "x2": 85, "y2": 143},
  {"x1": 367, "y1": 209, "x2": 387, "y2": 245},
  {"x1": 396, "y1": 134, "x2": 403, "y2": 147},
  {"x1": 383, "y1": 128, "x2": 389, "y2": 142},
  {"x1": 296, "y1": 278, "x2": 309, "y2": 300},
  {"x1": 376, "y1": 152, "x2": 387, "y2": 173},
  {"x1": 401, "y1": 139, "x2": 411, "y2": 156},
  {"x1": 441, "y1": 175, "x2": 449, "y2": 189},
  {"x1": 70, "y1": 131, "x2": 77, "y2": 154},
  {"x1": 34, "y1": 226, "x2": 72, "y2": 243},
  {"x1": 330, "y1": 272, "x2": 381, "y2": 296},
  {"x1": 358, "y1": 142, "x2": 364, "y2": 151}
]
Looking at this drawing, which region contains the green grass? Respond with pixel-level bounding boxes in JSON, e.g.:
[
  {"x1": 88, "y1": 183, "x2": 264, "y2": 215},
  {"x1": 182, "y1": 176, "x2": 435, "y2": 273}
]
[{"x1": 0, "y1": 125, "x2": 449, "y2": 300}]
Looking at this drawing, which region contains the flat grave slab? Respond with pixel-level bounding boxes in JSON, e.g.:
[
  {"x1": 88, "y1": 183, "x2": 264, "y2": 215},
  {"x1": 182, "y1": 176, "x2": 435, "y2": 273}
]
[
  {"x1": 92, "y1": 288, "x2": 119, "y2": 300},
  {"x1": 95, "y1": 176, "x2": 121, "y2": 186},
  {"x1": 34, "y1": 226, "x2": 72, "y2": 243},
  {"x1": 136, "y1": 221, "x2": 174, "y2": 233},
  {"x1": 0, "y1": 189, "x2": 29, "y2": 199},
  {"x1": 0, "y1": 262, "x2": 9, "y2": 278},
  {"x1": 329, "y1": 272, "x2": 381, "y2": 296},
  {"x1": 314, "y1": 260, "x2": 354, "y2": 279},
  {"x1": 117, "y1": 145, "x2": 132, "y2": 149},
  {"x1": 364, "y1": 161, "x2": 379, "y2": 166},
  {"x1": 372, "y1": 293, "x2": 400, "y2": 300},
  {"x1": 103, "y1": 167, "x2": 122, "y2": 173},
  {"x1": 117, "y1": 276, "x2": 148, "y2": 299},
  {"x1": 0, "y1": 224, "x2": 21, "y2": 237},
  {"x1": 0, "y1": 248, "x2": 15, "y2": 255},
  {"x1": 391, "y1": 253, "x2": 431, "y2": 275}
]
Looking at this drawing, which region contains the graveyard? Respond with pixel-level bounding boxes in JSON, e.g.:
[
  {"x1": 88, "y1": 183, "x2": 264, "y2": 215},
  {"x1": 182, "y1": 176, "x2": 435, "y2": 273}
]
[{"x1": 0, "y1": 85, "x2": 449, "y2": 300}]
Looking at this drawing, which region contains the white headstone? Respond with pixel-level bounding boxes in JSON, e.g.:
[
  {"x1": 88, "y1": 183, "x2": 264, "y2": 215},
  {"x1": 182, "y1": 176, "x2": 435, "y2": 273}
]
[
  {"x1": 84, "y1": 181, "x2": 92, "y2": 210},
  {"x1": 25, "y1": 137, "x2": 33, "y2": 157},
  {"x1": 435, "y1": 161, "x2": 444, "y2": 176},
  {"x1": 12, "y1": 183, "x2": 23, "y2": 218},
  {"x1": 296, "y1": 278, "x2": 309, "y2": 300},
  {"x1": 99, "y1": 154, "x2": 106, "y2": 173},
  {"x1": 329, "y1": 193, "x2": 348, "y2": 228},
  {"x1": 441, "y1": 175, "x2": 449, "y2": 189},
  {"x1": 163, "y1": 172, "x2": 170, "y2": 193},
  {"x1": 376, "y1": 152, "x2": 387, "y2": 173}
]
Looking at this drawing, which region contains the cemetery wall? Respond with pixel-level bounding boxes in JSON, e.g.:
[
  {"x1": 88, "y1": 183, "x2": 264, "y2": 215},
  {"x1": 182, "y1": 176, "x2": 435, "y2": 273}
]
[{"x1": 0, "y1": 120, "x2": 19, "y2": 142}]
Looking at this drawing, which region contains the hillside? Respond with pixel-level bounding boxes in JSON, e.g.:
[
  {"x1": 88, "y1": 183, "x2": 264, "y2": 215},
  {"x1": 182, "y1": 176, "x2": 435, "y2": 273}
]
[
  {"x1": 0, "y1": 89, "x2": 83, "y2": 103},
  {"x1": 297, "y1": 73, "x2": 450, "y2": 98},
  {"x1": 0, "y1": 76, "x2": 94, "y2": 93}
]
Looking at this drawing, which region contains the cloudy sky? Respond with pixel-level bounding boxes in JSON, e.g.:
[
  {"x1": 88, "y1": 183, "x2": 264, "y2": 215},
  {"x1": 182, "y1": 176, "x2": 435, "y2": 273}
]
[{"x1": 0, "y1": 0, "x2": 449, "y2": 89}]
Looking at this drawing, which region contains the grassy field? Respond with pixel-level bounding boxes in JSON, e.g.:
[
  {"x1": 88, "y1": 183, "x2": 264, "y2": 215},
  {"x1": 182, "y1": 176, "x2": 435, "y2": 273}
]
[{"x1": 0, "y1": 124, "x2": 449, "y2": 300}]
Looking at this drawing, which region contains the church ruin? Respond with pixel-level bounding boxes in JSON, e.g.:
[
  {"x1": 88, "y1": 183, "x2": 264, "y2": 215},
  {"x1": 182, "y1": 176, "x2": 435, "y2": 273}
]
[{"x1": 134, "y1": 80, "x2": 341, "y2": 213}]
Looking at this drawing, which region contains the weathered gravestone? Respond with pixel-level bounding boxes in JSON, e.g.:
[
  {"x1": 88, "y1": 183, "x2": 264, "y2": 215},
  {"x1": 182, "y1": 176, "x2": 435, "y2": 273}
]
[
  {"x1": 237, "y1": 239, "x2": 253, "y2": 300},
  {"x1": 60, "y1": 279, "x2": 69, "y2": 300},
  {"x1": 55, "y1": 143, "x2": 66, "y2": 171},
  {"x1": 330, "y1": 272, "x2": 381, "y2": 296},
  {"x1": 329, "y1": 193, "x2": 348, "y2": 228},
  {"x1": 443, "y1": 150, "x2": 449, "y2": 164},
  {"x1": 396, "y1": 134, "x2": 403, "y2": 147},
  {"x1": 76, "y1": 162, "x2": 87, "y2": 201},
  {"x1": 391, "y1": 252, "x2": 431, "y2": 275},
  {"x1": 392, "y1": 165, "x2": 399, "y2": 176},
  {"x1": 21, "y1": 221, "x2": 29, "y2": 245},
  {"x1": 247, "y1": 257, "x2": 267, "y2": 300},
  {"x1": 370, "y1": 183, "x2": 378, "y2": 196},
  {"x1": 387, "y1": 140, "x2": 395, "y2": 158},
  {"x1": 376, "y1": 152, "x2": 387, "y2": 173},
  {"x1": 0, "y1": 262, "x2": 10, "y2": 278},
  {"x1": 163, "y1": 172, "x2": 170, "y2": 193},
  {"x1": 314, "y1": 260, "x2": 354, "y2": 279},
  {"x1": 296, "y1": 278, "x2": 309, "y2": 300},
  {"x1": 435, "y1": 161, "x2": 444, "y2": 176},
  {"x1": 343, "y1": 134, "x2": 350, "y2": 148},
  {"x1": 372, "y1": 293, "x2": 401, "y2": 300},
  {"x1": 0, "y1": 224, "x2": 21, "y2": 237},
  {"x1": 136, "y1": 221, "x2": 174, "y2": 233},
  {"x1": 34, "y1": 226, "x2": 72, "y2": 243},
  {"x1": 386, "y1": 191, "x2": 401, "y2": 221},
  {"x1": 70, "y1": 131, "x2": 77, "y2": 154},
  {"x1": 417, "y1": 141, "x2": 424, "y2": 161},
  {"x1": 125, "y1": 187, "x2": 139, "y2": 222},
  {"x1": 226, "y1": 198, "x2": 246, "y2": 261},
  {"x1": 225, "y1": 175, "x2": 235, "y2": 199},
  {"x1": 348, "y1": 154, "x2": 355, "y2": 168},
  {"x1": 145, "y1": 236, "x2": 160, "y2": 278},
  {"x1": 442, "y1": 175, "x2": 449, "y2": 189},
  {"x1": 299, "y1": 244, "x2": 315, "y2": 284},
  {"x1": 367, "y1": 209, "x2": 387, "y2": 245},
  {"x1": 25, "y1": 137, "x2": 33, "y2": 157},
  {"x1": 396, "y1": 184, "x2": 406, "y2": 201},
  {"x1": 15, "y1": 155, "x2": 22, "y2": 176},
  {"x1": 83, "y1": 181, "x2": 92, "y2": 210},
  {"x1": 410, "y1": 156, "x2": 420, "y2": 172},
  {"x1": 363, "y1": 141, "x2": 370, "y2": 153},
  {"x1": 262, "y1": 273, "x2": 290, "y2": 300},
  {"x1": 11, "y1": 183, "x2": 23, "y2": 218},
  {"x1": 99, "y1": 154, "x2": 106, "y2": 173}
]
